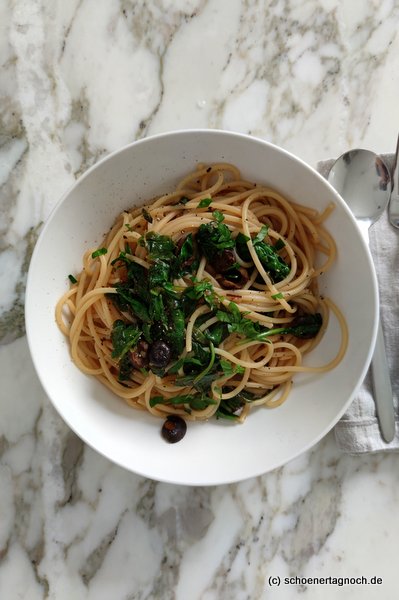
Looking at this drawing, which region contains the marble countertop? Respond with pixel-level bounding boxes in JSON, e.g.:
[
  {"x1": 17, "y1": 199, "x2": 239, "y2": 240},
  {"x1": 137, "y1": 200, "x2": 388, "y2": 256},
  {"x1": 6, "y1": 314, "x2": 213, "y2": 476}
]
[{"x1": 1, "y1": 1, "x2": 399, "y2": 598}]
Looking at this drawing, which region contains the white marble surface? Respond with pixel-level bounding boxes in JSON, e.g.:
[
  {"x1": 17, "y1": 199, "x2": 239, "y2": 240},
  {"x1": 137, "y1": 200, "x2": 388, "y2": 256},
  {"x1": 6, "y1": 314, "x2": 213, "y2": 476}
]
[{"x1": 1, "y1": 1, "x2": 399, "y2": 598}]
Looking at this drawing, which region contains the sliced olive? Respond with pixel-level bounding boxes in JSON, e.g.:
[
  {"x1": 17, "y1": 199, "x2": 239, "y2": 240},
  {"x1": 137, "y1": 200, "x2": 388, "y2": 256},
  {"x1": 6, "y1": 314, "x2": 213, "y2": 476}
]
[
  {"x1": 212, "y1": 249, "x2": 236, "y2": 273},
  {"x1": 161, "y1": 415, "x2": 187, "y2": 443},
  {"x1": 149, "y1": 340, "x2": 171, "y2": 368},
  {"x1": 130, "y1": 339, "x2": 149, "y2": 369}
]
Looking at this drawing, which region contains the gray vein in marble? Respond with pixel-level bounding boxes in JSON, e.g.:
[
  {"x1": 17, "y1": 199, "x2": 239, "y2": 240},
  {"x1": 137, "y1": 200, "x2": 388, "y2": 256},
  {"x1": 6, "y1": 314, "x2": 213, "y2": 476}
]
[
  {"x1": 0, "y1": 223, "x2": 42, "y2": 344},
  {"x1": 59, "y1": 431, "x2": 85, "y2": 507},
  {"x1": 213, "y1": 0, "x2": 346, "y2": 139},
  {"x1": 281, "y1": 477, "x2": 341, "y2": 572},
  {"x1": 79, "y1": 519, "x2": 121, "y2": 585}
]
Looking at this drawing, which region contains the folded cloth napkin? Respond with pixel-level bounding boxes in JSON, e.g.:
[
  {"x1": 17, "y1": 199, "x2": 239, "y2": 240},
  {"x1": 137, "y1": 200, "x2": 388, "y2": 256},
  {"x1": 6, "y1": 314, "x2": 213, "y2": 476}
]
[{"x1": 317, "y1": 154, "x2": 399, "y2": 453}]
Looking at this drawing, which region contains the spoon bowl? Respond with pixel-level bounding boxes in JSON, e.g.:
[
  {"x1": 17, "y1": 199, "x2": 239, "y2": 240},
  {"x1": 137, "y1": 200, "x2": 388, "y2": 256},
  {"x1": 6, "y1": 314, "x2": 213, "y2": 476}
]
[
  {"x1": 328, "y1": 149, "x2": 391, "y2": 233},
  {"x1": 328, "y1": 148, "x2": 395, "y2": 443}
]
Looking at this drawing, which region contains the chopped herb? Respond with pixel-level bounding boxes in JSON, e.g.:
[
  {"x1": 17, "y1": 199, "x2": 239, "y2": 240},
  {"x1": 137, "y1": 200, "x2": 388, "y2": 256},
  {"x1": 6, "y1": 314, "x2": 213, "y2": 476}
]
[
  {"x1": 68, "y1": 274, "x2": 77, "y2": 284},
  {"x1": 197, "y1": 198, "x2": 212, "y2": 208},
  {"x1": 179, "y1": 196, "x2": 190, "y2": 205},
  {"x1": 253, "y1": 225, "x2": 269, "y2": 244},
  {"x1": 272, "y1": 292, "x2": 284, "y2": 299},
  {"x1": 213, "y1": 210, "x2": 225, "y2": 223},
  {"x1": 274, "y1": 238, "x2": 286, "y2": 251},
  {"x1": 91, "y1": 247, "x2": 108, "y2": 258},
  {"x1": 142, "y1": 208, "x2": 153, "y2": 223}
]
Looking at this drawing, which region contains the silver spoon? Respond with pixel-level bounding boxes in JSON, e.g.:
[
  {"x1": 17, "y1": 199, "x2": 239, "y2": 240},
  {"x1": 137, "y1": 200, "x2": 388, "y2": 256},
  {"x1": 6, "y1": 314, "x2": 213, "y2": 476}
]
[{"x1": 328, "y1": 149, "x2": 395, "y2": 443}]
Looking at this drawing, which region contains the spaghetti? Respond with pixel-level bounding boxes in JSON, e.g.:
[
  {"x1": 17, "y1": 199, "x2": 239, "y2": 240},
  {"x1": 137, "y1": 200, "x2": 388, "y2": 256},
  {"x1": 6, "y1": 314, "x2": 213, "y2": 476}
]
[{"x1": 56, "y1": 163, "x2": 348, "y2": 423}]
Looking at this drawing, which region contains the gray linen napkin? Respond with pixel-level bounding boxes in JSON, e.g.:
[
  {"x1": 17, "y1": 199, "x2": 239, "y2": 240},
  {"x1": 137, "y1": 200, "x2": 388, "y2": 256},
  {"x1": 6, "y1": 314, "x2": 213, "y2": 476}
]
[{"x1": 317, "y1": 155, "x2": 399, "y2": 453}]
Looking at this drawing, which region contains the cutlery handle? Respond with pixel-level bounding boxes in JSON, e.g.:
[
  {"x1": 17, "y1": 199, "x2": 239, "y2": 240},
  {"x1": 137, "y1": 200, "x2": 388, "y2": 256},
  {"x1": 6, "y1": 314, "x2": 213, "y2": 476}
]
[{"x1": 370, "y1": 320, "x2": 396, "y2": 442}]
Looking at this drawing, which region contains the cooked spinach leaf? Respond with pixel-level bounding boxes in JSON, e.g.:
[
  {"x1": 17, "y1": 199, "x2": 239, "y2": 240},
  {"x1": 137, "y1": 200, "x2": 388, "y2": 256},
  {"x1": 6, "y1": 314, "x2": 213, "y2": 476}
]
[
  {"x1": 112, "y1": 284, "x2": 150, "y2": 322},
  {"x1": 216, "y1": 302, "x2": 267, "y2": 341},
  {"x1": 148, "y1": 260, "x2": 170, "y2": 289},
  {"x1": 263, "y1": 313, "x2": 323, "y2": 339},
  {"x1": 216, "y1": 303, "x2": 322, "y2": 341},
  {"x1": 253, "y1": 241, "x2": 290, "y2": 282},
  {"x1": 171, "y1": 233, "x2": 198, "y2": 278},
  {"x1": 235, "y1": 228, "x2": 290, "y2": 282},
  {"x1": 216, "y1": 389, "x2": 260, "y2": 420},
  {"x1": 140, "y1": 232, "x2": 176, "y2": 260},
  {"x1": 220, "y1": 359, "x2": 245, "y2": 377},
  {"x1": 196, "y1": 220, "x2": 234, "y2": 261},
  {"x1": 111, "y1": 320, "x2": 141, "y2": 359},
  {"x1": 149, "y1": 393, "x2": 216, "y2": 410}
]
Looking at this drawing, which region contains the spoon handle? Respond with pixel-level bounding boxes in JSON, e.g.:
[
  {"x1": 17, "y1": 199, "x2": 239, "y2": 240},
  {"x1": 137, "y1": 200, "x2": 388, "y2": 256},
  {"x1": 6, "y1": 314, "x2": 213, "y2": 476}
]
[{"x1": 370, "y1": 320, "x2": 396, "y2": 442}]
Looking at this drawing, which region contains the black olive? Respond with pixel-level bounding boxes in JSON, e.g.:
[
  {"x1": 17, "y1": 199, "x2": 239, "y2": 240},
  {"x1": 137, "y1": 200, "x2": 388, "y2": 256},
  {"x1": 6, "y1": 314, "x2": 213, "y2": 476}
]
[
  {"x1": 161, "y1": 415, "x2": 187, "y2": 443},
  {"x1": 149, "y1": 340, "x2": 172, "y2": 368}
]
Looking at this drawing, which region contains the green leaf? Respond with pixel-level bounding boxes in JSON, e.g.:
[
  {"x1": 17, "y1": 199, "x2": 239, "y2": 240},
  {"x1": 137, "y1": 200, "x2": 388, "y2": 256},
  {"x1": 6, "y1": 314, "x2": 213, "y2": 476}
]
[
  {"x1": 171, "y1": 233, "x2": 198, "y2": 278},
  {"x1": 68, "y1": 274, "x2": 77, "y2": 284},
  {"x1": 202, "y1": 322, "x2": 228, "y2": 346},
  {"x1": 141, "y1": 232, "x2": 176, "y2": 260},
  {"x1": 118, "y1": 353, "x2": 134, "y2": 381},
  {"x1": 274, "y1": 238, "x2": 285, "y2": 251},
  {"x1": 216, "y1": 396, "x2": 244, "y2": 420},
  {"x1": 197, "y1": 198, "x2": 212, "y2": 208},
  {"x1": 215, "y1": 389, "x2": 262, "y2": 420},
  {"x1": 253, "y1": 225, "x2": 269, "y2": 245},
  {"x1": 113, "y1": 286, "x2": 150, "y2": 322},
  {"x1": 91, "y1": 247, "x2": 108, "y2": 258},
  {"x1": 183, "y1": 280, "x2": 214, "y2": 301},
  {"x1": 149, "y1": 393, "x2": 216, "y2": 410},
  {"x1": 148, "y1": 260, "x2": 170, "y2": 289},
  {"x1": 263, "y1": 313, "x2": 323, "y2": 339},
  {"x1": 111, "y1": 320, "x2": 141, "y2": 359},
  {"x1": 213, "y1": 210, "x2": 225, "y2": 223},
  {"x1": 168, "y1": 304, "x2": 185, "y2": 355},
  {"x1": 216, "y1": 303, "x2": 270, "y2": 342},
  {"x1": 149, "y1": 294, "x2": 167, "y2": 326},
  {"x1": 220, "y1": 359, "x2": 245, "y2": 377},
  {"x1": 196, "y1": 221, "x2": 234, "y2": 261},
  {"x1": 235, "y1": 228, "x2": 290, "y2": 283},
  {"x1": 271, "y1": 292, "x2": 284, "y2": 299},
  {"x1": 253, "y1": 242, "x2": 290, "y2": 282},
  {"x1": 142, "y1": 208, "x2": 153, "y2": 223}
]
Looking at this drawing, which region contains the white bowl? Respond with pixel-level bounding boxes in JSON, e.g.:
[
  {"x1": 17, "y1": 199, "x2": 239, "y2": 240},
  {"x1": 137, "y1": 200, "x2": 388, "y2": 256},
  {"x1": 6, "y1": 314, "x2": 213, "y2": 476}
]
[{"x1": 25, "y1": 130, "x2": 378, "y2": 485}]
